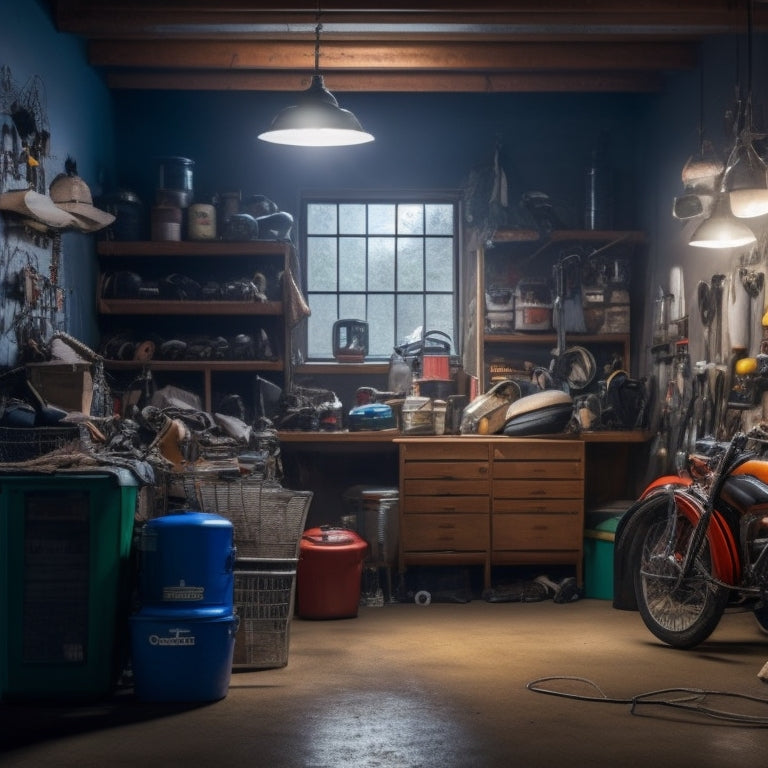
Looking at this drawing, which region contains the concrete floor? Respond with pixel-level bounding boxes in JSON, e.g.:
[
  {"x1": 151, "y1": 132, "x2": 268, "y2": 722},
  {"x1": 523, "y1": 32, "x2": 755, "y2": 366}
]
[{"x1": 2, "y1": 599, "x2": 768, "y2": 767}]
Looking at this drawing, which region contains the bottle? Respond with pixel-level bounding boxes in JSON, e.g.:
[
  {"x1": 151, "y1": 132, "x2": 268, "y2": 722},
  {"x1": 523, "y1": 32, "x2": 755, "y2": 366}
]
[{"x1": 585, "y1": 132, "x2": 613, "y2": 230}]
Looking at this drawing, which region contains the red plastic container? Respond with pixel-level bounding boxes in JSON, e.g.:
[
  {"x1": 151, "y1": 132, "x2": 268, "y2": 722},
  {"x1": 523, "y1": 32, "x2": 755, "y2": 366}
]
[{"x1": 297, "y1": 527, "x2": 368, "y2": 619}]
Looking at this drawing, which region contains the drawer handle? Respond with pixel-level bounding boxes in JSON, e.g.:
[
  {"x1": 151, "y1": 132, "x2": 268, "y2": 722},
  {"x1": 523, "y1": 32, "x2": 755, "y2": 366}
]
[{"x1": 438, "y1": 523, "x2": 456, "y2": 530}]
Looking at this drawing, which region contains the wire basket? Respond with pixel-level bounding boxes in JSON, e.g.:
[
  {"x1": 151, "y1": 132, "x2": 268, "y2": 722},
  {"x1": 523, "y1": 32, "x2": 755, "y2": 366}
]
[
  {"x1": 233, "y1": 559, "x2": 297, "y2": 670},
  {"x1": 0, "y1": 425, "x2": 82, "y2": 463},
  {"x1": 183, "y1": 476, "x2": 313, "y2": 558}
]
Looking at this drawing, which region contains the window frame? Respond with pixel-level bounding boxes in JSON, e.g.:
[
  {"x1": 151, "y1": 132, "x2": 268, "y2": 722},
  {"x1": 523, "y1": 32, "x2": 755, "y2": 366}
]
[{"x1": 298, "y1": 189, "x2": 463, "y2": 364}]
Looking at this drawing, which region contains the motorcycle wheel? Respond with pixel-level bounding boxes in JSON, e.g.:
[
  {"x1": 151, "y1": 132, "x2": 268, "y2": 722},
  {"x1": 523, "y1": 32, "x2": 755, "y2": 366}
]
[{"x1": 629, "y1": 495, "x2": 730, "y2": 649}]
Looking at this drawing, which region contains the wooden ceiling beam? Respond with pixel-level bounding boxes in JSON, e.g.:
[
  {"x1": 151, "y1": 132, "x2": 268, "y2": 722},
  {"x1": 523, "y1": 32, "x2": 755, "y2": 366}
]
[
  {"x1": 89, "y1": 39, "x2": 698, "y2": 73},
  {"x1": 54, "y1": 0, "x2": 750, "y2": 40},
  {"x1": 104, "y1": 69, "x2": 662, "y2": 93}
]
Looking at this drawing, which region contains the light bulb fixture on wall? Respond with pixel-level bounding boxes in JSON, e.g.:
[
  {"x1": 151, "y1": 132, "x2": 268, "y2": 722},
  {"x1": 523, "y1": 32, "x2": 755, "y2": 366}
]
[{"x1": 258, "y1": 10, "x2": 374, "y2": 148}]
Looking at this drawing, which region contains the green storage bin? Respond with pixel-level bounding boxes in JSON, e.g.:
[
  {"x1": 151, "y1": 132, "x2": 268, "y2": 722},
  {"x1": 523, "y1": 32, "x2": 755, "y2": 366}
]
[
  {"x1": 583, "y1": 515, "x2": 622, "y2": 600},
  {"x1": 0, "y1": 469, "x2": 138, "y2": 701}
]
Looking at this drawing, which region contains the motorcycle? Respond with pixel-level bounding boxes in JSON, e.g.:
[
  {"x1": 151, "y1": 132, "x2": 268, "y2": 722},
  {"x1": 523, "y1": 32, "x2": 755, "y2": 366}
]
[{"x1": 614, "y1": 424, "x2": 768, "y2": 649}]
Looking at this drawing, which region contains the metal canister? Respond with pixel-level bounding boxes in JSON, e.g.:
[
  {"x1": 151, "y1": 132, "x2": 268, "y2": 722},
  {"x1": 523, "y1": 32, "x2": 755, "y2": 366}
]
[
  {"x1": 151, "y1": 205, "x2": 182, "y2": 241},
  {"x1": 188, "y1": 203, "x2": 217, "y2": 240},
  {"x1": 157, "y1": 156, "x2": 194, "y2": 208}
]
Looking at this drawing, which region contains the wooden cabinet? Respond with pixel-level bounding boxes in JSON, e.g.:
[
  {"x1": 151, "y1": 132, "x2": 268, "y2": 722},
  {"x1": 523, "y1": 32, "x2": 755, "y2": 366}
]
[
  {"x1": 399, "y1": 439, "x2": 491, "y2": 586},
  {"x1": 398, "y1": 437, "x2": 585, "y2": 588},
  {"x1": 473, "y1": 229, "x2": 644, "y2": 392},
  {"x1": 95, "y1": 240, "x2": 294, "y2": 414},
  {"x1": 490, "y1": 439, "x2": 584, "y2": 584}
]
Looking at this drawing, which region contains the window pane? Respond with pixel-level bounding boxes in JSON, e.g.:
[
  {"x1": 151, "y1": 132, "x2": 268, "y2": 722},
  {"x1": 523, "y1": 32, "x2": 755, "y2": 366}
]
[
  {"x1": 396, "y1": 294, "x2": 423, "y2": 345},
  {"x1": 425, "y1": 203, "x2": 454, "y2": 235},
  {"x1": 339, "y1": 204, "x2": 366, "y2": 234},
  {"x1": 307, "y1": 294, "x2": 338, "y2": 358},
  {"x1": 307, "y1": 237, "x2": 337, "y2": 291},
  {"x1": 307, "y1": 203, "x2": 337, "y2": 235},
  {"x1": 368, "y1": 294, "x2": 394, "y2": 356},
  {"x1": 426, "y1": 294, "x2": 455, "y2": 347},
  {"x1": 425, "y1": 237, "x2": 454, "y2": 292},
  {"x1": 369, "y1": 237, "x2": 395, "y2": 291},
  {"x1": 339, "y1": 238, "x2": 366, "y2": 291},
  {"x1": 369, "y1": 204, "x2": 395, "y2": 234},
  {"x1": 339, "y1": 294, "x2": 366, "y2": 321},
  {"x1": 397, "y1": 237, "x2": 424, "y2": 292},
  {"x1": 398, "y1": 204, "x2": 423, "y2": 234}
]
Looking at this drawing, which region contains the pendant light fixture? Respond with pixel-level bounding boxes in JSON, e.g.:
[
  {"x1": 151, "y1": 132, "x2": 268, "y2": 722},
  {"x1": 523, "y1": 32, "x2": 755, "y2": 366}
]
[
  {"x1": 689, "y1": 191, "x2": 757, "y2": 248},
  {"x1": 258, "y1": 8, "x2": 374, "y2": 148},
  {"x1": 724, "y1": 0, "x2": 768, "y2": 218}
]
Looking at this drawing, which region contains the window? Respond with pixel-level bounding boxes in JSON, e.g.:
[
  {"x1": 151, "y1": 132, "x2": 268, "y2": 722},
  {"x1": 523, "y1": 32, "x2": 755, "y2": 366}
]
[{"x1": 302, "y1": 194, "x2": 459, "y2": 361}]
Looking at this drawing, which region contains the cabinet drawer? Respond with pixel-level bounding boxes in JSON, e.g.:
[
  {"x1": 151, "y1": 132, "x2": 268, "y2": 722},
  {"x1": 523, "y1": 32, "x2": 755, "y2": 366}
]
[
  {"x1": 401, "y1": 442, "x2": 489, "y2": 461},
  {"x1": 403, "y1": 461, "x2": 490, "y2": 481},
  {"x1": 493, "y1": 499, "x2": 581, "y2": 516},
  {"x1": 404, "y1": 478, "x2": 490, "y2": 497},
  {"x1": 492, "y1": 441, "x2": 583, "y2": 462},
  {"x1": 403, "y1": 495, "x2": 490, "y2": 514},
  {"x1": 402, "y1": 514, "x2": 489, "y2": 551},
  {"x1": 492, "y1": 513, "x2": 582, "y2": 550},
  {"x1": 493, "y1": 461, "x2": 582, "y2": 480},
  {"x1": 493, "y1": 479, "x2": 583, "y2": 499}
]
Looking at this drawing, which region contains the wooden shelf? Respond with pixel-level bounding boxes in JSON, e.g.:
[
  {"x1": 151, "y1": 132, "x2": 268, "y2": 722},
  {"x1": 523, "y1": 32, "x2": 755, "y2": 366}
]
[
  {"x1": 96, "y1": 239, "x2": 295, "y2": 413},
  {"x1": 104, "y1": 359, "x2": 283, "y2": 373},
  {"x1": 491, "y1": 229, "x2": 645, "y2": 245},
  {"x1": 484, "y1": 332, "x2": 629, "y2": 345},
  {"x1": 98, "y1": 299, "x2": 283, "y2": 316},
  {"x1": 96, "y1": 240, "x2": 293, "y2": 258}
]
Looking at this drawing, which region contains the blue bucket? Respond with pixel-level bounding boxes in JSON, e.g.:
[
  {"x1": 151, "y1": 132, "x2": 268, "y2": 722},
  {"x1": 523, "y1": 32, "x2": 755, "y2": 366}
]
[
  {"x1": 130, "y1": 608, "x2": 238, "y2": 702},
  {"x1": 138, "y1": 511, "x2": 235, "y2": 611}
]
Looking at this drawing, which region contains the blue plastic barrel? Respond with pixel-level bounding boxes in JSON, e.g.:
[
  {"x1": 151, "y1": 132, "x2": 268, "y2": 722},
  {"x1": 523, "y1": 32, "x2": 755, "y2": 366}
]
[
  {"x1": 130, "y1": 606, "x2": 238, "y2": 702},
  {"x1": 137, "y1": 511, "x2": 235, "y2": 612}
]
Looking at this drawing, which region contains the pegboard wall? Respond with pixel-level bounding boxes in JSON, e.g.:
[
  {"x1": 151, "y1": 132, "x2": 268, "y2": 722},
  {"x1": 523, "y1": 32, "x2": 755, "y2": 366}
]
[{"x1": 0, "y1": 65, "x2": 66, "y2": 369}]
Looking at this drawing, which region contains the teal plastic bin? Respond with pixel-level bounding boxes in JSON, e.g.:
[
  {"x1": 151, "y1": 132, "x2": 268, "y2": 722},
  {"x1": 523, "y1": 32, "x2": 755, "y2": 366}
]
[
  {"x1": 0, "y1": 469, "x2": 138, "y2": 701},
  {"x1": 583, "y1": 515, "x2": 622, "y2": 600}
]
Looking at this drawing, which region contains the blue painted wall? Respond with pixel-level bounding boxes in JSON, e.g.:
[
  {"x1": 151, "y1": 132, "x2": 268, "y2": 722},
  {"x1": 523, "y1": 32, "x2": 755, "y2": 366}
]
[{"x1": 0, "y1": 0, "x2": 114, "y2": 366}]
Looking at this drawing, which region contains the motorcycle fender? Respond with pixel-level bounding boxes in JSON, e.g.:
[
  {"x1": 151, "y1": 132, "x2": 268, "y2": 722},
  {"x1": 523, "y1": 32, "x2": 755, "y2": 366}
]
[
  {"x1": 640, "y1": 475, "x2": 691, "y2": 497},
  {"x1": 670, "y1": 490, "x2": 740, "y2": 585}
]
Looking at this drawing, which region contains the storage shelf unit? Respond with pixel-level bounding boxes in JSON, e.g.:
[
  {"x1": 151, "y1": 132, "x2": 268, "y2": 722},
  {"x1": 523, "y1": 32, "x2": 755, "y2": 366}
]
[
  {"x1": 96, "y1": 239, "x2": 295, "y2": 413},
  {"x1": 474, "y1": 229, "x2": 644, "y2": 392}
]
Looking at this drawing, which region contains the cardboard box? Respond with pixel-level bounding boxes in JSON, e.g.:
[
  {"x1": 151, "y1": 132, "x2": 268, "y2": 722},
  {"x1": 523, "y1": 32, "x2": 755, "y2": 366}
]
[{"x1": 27, "y1": 362, "x2": 93, "y2": 414}]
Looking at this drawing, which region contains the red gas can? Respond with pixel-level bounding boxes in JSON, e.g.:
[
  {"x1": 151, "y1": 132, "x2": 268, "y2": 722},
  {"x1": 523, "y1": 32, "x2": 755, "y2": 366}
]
[{"x1": 297, "y1": 527, "x2": 368, "y2": 619}]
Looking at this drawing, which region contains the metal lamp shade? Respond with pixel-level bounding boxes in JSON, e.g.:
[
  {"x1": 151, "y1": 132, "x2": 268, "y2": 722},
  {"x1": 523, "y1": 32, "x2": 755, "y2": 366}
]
[
  {"x1": 725, "y1": 140, "x2": 768, "y2": 218},
  {"x1": 259, "y1": 75, "x2": 374, "y2": 147},
  {"x1": 689, "y1": 193, "x2": 756, "y2": 249}
]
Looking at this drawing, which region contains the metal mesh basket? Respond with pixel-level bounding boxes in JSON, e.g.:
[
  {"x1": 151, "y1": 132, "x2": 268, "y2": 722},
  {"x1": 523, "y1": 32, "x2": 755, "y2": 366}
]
[
  {"x1": 184, "y1": 477, "x2": 312, "y2": 558},
  {"x1": 233, "y1": 559, "x2": 297, "y2": 670},
  {"x1": 0, "y1": 425, "x2": 82, "y2": 463}
]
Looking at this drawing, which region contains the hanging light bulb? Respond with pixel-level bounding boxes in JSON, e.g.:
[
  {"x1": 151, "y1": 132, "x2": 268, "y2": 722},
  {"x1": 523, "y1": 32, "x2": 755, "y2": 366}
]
[
  {"x1": 724, "y1": 0, "x2": 768, "y2": 217},
  {"x1": 724, "y1": 125, "x2": 768, "y2": 218},
  {"x1": 258, "y1": 16, "x2": 374, "y2": 148},
  {"x1": 689, "y1": 192, "x2": 756, "y2": 248}
]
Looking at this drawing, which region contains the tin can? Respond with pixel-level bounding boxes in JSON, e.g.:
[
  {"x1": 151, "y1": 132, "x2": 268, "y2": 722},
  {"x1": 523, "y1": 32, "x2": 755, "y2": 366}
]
[
  {"x1": 151, "y1": 205, "x2": 182, "y2": 241},
  {"x1": 188, "y1": 203, "x2": 217, "y2": 240}
]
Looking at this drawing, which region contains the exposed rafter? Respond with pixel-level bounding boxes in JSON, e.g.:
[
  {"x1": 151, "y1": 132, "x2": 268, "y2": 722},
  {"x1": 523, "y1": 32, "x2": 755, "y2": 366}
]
[{"x1": 52, "y1": 1, "x2": 760, "y2": 92}]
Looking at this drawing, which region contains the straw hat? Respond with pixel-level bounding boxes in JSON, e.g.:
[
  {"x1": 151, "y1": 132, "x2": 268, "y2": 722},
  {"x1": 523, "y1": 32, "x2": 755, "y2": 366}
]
[
  {"x1": 0, "y1": 188, "x2": 77, "y2": 229},
  {"x1": 49, "y1": 159, "x2": 115, "y2": 232}
]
